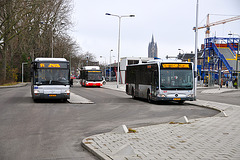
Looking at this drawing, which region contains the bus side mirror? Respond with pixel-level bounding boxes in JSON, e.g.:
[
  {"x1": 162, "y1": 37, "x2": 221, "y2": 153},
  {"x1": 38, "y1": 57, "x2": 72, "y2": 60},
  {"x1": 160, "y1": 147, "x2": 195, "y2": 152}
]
[
  {"x1": 70, "y1": 79, "x2": 73, "y2": 86},
  {"x1": 34, "y1": 62, "x2": 37, "y2": 69}
]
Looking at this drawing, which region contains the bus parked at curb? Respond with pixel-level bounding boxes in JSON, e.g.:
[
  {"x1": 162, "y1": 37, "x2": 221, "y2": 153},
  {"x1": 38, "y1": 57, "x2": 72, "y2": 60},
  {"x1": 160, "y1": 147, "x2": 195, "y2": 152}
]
[
  {"x1": 125, "y1": 59, "x2": 195, "y2": 103},
  {"x1": 31, "y1": 58, "x2": 73, "y2": 101},
  {"x1": 80, "y1": 66, "x2": 103, "y2": 87}
]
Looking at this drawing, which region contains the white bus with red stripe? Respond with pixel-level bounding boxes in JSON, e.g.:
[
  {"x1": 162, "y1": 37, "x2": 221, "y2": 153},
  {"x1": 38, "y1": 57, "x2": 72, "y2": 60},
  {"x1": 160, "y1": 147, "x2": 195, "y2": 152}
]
[{"x1": 80, "y1": 66, "x2": 103, "y2": 87}]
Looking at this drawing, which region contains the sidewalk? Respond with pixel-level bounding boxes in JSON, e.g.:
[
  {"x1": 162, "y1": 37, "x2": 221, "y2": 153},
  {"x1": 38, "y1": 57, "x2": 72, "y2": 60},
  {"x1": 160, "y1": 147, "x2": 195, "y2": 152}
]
[
  {"x1": 0, "y1": 82, "x2": 28, "y2": 88},
  {"x1": 200, "y1": 87, "x2": 237, "y2": 94},
  {"x1": 197, "y1": 84, "x2": 238, "y2": 94},
  {"x1": 101, "y1": 82, "x2": 126, "y2": 92},
  {"x1": 82, "y1": 82, "x2": 240, "y2": 160}
]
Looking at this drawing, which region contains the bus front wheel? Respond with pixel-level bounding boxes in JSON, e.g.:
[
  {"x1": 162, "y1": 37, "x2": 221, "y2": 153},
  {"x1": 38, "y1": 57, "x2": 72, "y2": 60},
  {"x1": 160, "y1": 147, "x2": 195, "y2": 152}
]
[
  {"x1": 178, "y1": 100, "x2": 185, "y2": 104},
  {"x1": 147, "y1": 90, "x2": 152, "y2": 103}
]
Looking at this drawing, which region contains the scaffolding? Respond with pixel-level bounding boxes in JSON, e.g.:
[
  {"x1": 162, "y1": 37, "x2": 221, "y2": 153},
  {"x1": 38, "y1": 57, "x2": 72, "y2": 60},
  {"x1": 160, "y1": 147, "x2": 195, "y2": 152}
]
[{"x1": 202, "y1": 37, "x2": 240, "y2": 86}]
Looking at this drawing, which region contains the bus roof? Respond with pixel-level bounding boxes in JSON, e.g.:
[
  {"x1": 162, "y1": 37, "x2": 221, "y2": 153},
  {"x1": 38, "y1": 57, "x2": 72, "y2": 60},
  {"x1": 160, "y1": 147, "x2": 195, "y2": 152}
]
[
  {"x1": 82, "y1": 66, "x2": 100, "y2": 70},
  {"x1": 147, "y1": 59, "x2": 182, "y2": 63},
  {"x1": 127, "y1": 59, "x2": 192, "y2": 67},
  {"x1": 34, "y1": 58, "x2": 67, "y2": 62}
]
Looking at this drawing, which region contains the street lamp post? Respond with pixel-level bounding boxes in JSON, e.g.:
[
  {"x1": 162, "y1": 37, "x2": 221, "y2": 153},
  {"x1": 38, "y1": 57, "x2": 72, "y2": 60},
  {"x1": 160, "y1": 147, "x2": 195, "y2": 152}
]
[
  {"x1": 238, "y1": 39, "x2": 240, "y2": 89},
  {"x1": 51, "y1": 27, "x2": 53, "y2": 58},
  {"x1": 105, "y1": 13, "x2": 135, "y2": 88},
  {"x1": 100, "y1": 56, "x2": 107, "y2": 77},
  {"x1": 109, "y1": 49, "x2": 113, "y2": 81},
  {"x1": 194, "y1": 0, "x2": 199, "y2": 100},
  {"x1": 22, "y1": 62, "x2": 27, "y2": 83},
  {"x1": 228, "y1": 33, "x2": 240, "y2": 89},
  {"x1": 40, "y1": 22, "x2": 65, "y2": 58}
]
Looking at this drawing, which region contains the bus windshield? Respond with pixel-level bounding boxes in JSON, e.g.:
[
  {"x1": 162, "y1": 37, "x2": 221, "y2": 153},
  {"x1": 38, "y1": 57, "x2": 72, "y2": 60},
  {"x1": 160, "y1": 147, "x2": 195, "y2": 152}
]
[
  {"x1": 160, "y1": 69, "x2": 193, "y2": 90},
  {"x1": 86, "y1": 72, "x2": 102, "y2": 81},
  {"x1": 34, "y1": 69, "x2": 69, "y2": 85}
]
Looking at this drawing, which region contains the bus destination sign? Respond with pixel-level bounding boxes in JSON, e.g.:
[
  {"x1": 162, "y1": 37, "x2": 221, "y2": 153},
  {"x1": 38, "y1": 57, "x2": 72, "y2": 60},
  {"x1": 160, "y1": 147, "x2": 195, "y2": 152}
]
[
  {"x1": 88, "y1": 71, "x2": 101, "y2": 72},
  {"x1": 38, "y1": 63, "x2": 68, "y2": 68},
  {"x1": 161, "y1": 63, "x2": 190, "y2": 69}
]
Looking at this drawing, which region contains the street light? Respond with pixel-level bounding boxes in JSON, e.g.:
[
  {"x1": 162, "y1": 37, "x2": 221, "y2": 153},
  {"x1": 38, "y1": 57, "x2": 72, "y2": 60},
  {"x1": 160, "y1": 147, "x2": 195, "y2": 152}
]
[
  {"x1": 40, "y1": 22, "x2": 54, "y2": 58},
  {"x1": 228, "y1": 33, "x2": 240, "y2": 89},
  {"x1": 178, "y1": 49, "x2": 185, "y2": 60},
  {"x1": 178, "y1": 49, "x2": 184, "y2": 54},
  {"x1": 105, "y1": 13, "x2": 135, "y2": 88},
  {"x1": 194, "y1": 0, "x2": 199, "y2": 100},
  {"x1": 40, "y1": 22, "x2": 65, "y2": 58},
  {"x1": 100, "y1": 56, "x2": 107, "y2": 77},
  {"x1": 22, "y1": 62, "x2": 27, "y2": 83},
  {"x1": 63, "y1": 53, "x2": 68, "y2": 58},
  {"x1": 109, "y1": 49, "x2": 113, "y2": 81}
]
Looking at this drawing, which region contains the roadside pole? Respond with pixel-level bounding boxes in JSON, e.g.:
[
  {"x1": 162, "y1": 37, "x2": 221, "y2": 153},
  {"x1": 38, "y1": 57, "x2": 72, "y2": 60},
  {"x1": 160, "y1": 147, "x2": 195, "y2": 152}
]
[
  {"x1": 194, "y1": 0, "x2": 199, "y2": 100},
  {"x1": 237, "y1": 41, "x2": 239, "y2": 89},
  {"x1": 22, "y1": 62, "x2": 27, "y2": 83}
]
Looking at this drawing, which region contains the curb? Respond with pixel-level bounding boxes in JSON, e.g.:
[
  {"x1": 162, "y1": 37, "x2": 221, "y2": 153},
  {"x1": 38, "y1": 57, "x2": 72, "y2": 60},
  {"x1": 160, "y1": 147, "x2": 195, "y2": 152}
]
[
  {"x1": 185, "y1": 100, "x2": 222, "y2": 112},
  {"x1": 82, "y1": 138, "x2": 112, "y2": 160},
  {"x1": 0, "y1": 83, "x2": 28, "y2": 89}
]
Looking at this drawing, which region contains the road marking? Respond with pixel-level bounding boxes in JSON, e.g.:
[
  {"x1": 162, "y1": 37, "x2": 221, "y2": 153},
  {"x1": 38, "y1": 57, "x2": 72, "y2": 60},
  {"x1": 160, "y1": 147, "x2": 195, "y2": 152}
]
[{"x1": 68, "y1": 92, "x2": 94, "y2": 104}]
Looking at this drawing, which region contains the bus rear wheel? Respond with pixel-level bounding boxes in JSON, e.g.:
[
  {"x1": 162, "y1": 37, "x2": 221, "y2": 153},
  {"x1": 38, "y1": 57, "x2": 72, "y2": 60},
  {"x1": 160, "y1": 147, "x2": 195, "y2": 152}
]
[{"x1": 131, "y1": 88, "x2": 135, "y2": 99}]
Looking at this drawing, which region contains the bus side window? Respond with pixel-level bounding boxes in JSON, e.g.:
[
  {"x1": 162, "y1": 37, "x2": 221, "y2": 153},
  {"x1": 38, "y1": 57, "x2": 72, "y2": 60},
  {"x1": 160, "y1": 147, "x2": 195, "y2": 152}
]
[{"x1": 154, "y1": 71, "x2": 158, "y2": 85}]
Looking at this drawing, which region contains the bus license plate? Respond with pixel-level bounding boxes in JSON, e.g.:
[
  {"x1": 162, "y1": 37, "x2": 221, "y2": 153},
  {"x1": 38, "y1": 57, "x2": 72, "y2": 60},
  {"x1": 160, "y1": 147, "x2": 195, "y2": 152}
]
[
  {"x1": 49, "y1": 94, "x2": 56, "y2": 97},
  {"x1": 173, "y1": 98, "x2": 181, "y2": 100}
]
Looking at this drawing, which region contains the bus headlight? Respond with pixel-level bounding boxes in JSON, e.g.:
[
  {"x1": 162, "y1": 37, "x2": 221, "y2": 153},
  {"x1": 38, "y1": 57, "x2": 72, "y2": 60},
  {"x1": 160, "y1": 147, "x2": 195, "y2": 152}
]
[
  {"x1": 34, "y1": 89, "x2": 40, "y2": 94},
  {"x1": 187, "y1": 94, "x2": 194, "y2": 98},
  {"x1": 65, "y1": 89, "x2": 70, "y2": 95},
  {"x1": 157, "y1": 94, "x2": 166, "y2": 97}
]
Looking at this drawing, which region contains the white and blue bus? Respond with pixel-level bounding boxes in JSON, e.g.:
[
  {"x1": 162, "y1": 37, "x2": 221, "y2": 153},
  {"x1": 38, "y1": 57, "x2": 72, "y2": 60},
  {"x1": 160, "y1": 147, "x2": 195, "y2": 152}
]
[
  {"x1": 31, "y1": 58, "x2": 73, "y2": 101},
  {"x1": 126, "y1": 60, "x2": 195, "y2": 103}
]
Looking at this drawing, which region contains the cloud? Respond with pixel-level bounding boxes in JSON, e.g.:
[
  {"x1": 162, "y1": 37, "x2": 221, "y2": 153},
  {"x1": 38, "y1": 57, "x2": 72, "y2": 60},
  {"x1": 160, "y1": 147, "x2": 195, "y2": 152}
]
[{"x1": 70, "y1": 0, "x2": 240, "y2": 62}]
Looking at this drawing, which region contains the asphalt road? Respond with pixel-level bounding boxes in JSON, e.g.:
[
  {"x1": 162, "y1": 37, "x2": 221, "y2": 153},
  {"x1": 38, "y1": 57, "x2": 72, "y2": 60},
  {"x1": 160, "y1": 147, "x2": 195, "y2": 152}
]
[{"x1": 0, "y1": 84, "x2": 219, "y2": 160}]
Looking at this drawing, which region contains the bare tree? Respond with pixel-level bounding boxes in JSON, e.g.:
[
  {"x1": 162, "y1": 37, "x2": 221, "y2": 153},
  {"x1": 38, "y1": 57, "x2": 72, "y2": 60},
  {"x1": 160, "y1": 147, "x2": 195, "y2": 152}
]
[{"x1": 0, "y1": 0, "x2": 75, "y2": 84}]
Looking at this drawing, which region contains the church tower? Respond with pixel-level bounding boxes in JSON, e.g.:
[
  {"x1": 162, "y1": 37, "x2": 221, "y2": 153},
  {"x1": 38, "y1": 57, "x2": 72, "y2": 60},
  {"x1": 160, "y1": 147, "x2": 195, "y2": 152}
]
[{"x1": 148, "y1": 35, "x2": 158, "y2": 58}]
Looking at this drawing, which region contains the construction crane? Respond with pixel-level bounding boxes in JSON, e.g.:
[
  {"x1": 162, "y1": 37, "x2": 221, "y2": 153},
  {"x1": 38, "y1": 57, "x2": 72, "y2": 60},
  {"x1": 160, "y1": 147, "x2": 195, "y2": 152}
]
[{"x1": 193, "y1": 14, "x2": 240, "y2": 38}]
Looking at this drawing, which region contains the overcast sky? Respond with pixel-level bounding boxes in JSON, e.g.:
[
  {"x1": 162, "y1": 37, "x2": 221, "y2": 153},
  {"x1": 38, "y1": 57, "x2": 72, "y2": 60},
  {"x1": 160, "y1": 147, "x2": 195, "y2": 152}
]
[{"x1": 69, "y1": 0, "x2": 240, "y2": 64}]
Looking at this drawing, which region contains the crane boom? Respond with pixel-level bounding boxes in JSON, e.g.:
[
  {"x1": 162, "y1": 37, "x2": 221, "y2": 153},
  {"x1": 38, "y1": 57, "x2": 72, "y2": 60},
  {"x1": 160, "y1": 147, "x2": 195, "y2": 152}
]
[{"x1": 193, "y1": 14, "x2": 240, "y2": 37}]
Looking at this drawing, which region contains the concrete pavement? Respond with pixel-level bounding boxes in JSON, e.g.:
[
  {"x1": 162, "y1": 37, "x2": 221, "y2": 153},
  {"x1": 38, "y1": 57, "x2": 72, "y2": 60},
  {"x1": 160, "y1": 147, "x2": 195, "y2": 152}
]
[
  {"x1": 200, "y1": 87, "x2": 237, "y2": 94},
  {"x1": 2, "y1": 81, "x2": 240, "y2": 159},
  {"x1": 82, "y1": 82, "x2": 240, "y2": 160}
]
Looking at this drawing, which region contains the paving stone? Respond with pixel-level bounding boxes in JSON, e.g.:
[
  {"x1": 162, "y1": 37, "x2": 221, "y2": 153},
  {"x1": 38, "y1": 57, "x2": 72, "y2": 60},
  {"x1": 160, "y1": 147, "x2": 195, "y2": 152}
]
[{"x1": 81, "y1": 84, "x2": 240, "y2": 159}]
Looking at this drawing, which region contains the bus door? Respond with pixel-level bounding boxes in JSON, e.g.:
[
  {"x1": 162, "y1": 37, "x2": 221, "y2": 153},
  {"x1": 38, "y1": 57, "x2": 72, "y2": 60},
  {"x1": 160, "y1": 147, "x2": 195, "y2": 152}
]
[
  {"x1": 135, "y1": 66, "x2": 141, "y2": 97},
  {"x1": 151, "y1": 70, "x2": 159, "y2": 97},
  {"x1": 135, "y1": 76, "x2": 140, "y2": 97}
]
